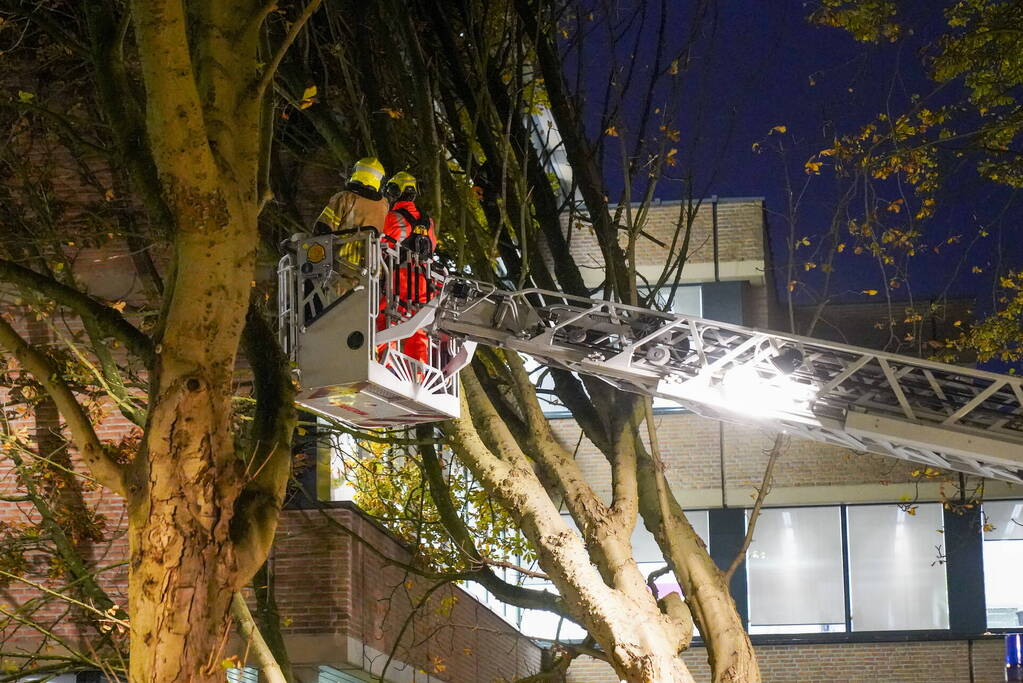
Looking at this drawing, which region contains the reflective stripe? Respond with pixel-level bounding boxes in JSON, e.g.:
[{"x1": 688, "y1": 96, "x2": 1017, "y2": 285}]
[
  {"x1": 354, "y1": 164, "x2": 384, "y2": 180},
  {"x1": 319, "y1": 207, "x2": 340, "y2": 228}
]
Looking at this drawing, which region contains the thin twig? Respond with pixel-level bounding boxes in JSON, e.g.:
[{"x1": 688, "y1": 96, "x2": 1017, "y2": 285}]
[{"x1": 0, "y1": 569, "x2": 127, "y2": 627}]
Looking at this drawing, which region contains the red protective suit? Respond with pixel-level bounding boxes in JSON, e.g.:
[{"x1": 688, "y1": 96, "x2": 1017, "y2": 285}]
[{"x1": 377, "y1": 201, "x2": 437, "y2": 365}]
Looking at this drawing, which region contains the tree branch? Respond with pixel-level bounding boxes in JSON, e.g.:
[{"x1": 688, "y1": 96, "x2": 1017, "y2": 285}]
[
  {"x1": 230, "y1": 592, "x2": 288, "y2": 683},
  {"x1": 501, "y1": 352, "x2": 608, "y2": 528},
  {"x1": 418, "y1": 427, "x2": 569, "y2": 616},
  {"x1": 0, "y1": 259, "x2": 153, "y2": 365},
  {"x1": 0, "y1": 318, "x2": 127, "y2": 496},
  {"x1": 252, "y1": 0, "x2": 324, "y2": 101},
  {"x1": 231, "y1": 302, "x2": 297, "y2": 580},
  {"x1": 724, "y1": 434, "x2": 785, "y2": 583}
]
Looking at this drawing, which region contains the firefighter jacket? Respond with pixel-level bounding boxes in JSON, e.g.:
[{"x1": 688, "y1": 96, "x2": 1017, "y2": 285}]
[
  {"x1": 382, "y1": 201, "x2": 437, "y2": 257},
  {"x1": 315, "y1": 185, "x2": 388, "y2": 234}
]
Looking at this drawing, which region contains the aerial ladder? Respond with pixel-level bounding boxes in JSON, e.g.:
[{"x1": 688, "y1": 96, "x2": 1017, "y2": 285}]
[{"x1": 279, "y1": 230, "x2": 1023, "y2": 485}]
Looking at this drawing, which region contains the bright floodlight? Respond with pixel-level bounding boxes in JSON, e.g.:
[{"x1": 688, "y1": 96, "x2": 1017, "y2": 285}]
[{"x1": 721, "y1": 362, "x2": 816, "y2": 419}]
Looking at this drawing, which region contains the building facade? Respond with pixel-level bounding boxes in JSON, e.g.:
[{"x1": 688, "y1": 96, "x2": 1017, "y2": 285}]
[
  {"x1": 537, "y1": 198, "x2": 1023, "y2": 682},
  {"x1": 3, "y1": 188, "x2": 1021, "y2": 682}
]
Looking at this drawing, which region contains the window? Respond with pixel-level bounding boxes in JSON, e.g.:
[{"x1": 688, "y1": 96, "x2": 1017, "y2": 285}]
[
  {"x1": 642, "y1": 284, "x2": 702, "y2": 317},
  {"x1": 319, "y1": 666, "x2": 366, "y2": 683},
  {"x1": 746, "y1": 507, "x2": 846, "y2": 634},
  {"x1": 983, "y1": 500, "x2": 1023, "y2": 628},
  {"x1": 846, "y1": 504, "x2": 949, "y2": 631}
]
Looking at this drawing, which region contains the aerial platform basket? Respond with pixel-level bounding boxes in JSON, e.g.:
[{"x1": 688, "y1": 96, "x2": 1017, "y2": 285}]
[{"x1": 278, "y1": 229, "x2": 472, "y2": 429}]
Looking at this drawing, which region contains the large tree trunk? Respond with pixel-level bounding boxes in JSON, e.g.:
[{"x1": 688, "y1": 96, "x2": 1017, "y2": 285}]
[
  {"x1": 118, "y1": 0, "x2": 284, "y2": 675},
  {"x1": 123, "y1": 200, "x2": 258, "y2": 680},
  {"x1": 447, "y1": 371, "x2": 696, "y2": 683},
  {"x1": 636, "y1": 446, "x2": 760, "y2": 683},
  {"x1": 128, "y1": 500, "x2": 237, "y2": 682},
  {"x1": 125, "y1": 230, "x2": 252, "y2": 679}
]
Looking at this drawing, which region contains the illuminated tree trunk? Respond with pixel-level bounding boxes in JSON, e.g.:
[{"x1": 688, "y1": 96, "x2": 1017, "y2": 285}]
[{"x1": 116, "y1": 0, "x2": 301, "y2": 678}]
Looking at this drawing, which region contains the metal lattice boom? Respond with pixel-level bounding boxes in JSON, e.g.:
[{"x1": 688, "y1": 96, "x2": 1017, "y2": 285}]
[{"x1": 428, "y1": 278, "x2": 1023, "y2": 484}]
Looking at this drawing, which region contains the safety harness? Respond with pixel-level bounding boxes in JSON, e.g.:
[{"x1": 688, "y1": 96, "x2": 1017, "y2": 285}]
[{"x1": 392, "y1": 207, "x2": 434, "y2": 258}]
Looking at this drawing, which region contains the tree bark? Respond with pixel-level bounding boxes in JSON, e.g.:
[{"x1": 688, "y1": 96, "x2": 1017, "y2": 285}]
[
  {"x1": 448, "y1": 370, "x2": 695, "y2": 683},
  {"x1": 635, "y1": 444, "x2": 760, "y2": 683},
  {"x1": 118, "y1": 0, "x2": 296, "y2": 678}
]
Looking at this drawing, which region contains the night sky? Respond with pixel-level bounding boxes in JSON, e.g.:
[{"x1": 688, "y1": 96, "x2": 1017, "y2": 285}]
[{"x1": 567, "y1": 1, "x2": 1021, "y2": 312}]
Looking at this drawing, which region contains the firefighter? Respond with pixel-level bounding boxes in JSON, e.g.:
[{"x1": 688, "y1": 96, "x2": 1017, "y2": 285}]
[
  {"x1": 314, "y1": 156, "x2": 388, "y2": 235},
  {"x1": 304, "y1": 157, "x2": 389, "y2": 320},
  {"x1": 378, "y1": 172, "x2": 437, "y2": 366}
]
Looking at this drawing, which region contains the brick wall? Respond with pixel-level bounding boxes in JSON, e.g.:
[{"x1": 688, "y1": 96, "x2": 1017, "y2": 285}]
[
  {"x1": 568, "y1": 638, "x2": 1006, "y2": 683},
  {"x1": 560, "y1": 199, "x2": 765, "y2": 271},
  {"x1": 549, "y1": 410, "x2": 919, "y2": 505},
  {"x1": 265, "y1": 506, "x2": 542, "y2": 681},
  {"x1": 0, "y1": 316, "x2": 133, "y2": 660}
]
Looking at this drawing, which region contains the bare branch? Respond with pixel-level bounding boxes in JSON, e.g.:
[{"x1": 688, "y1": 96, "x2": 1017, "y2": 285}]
[
  {"x1": 252, "y1": 0, "x2": 324, "y2": 101},
  {"x1": 724, "y1": 434, "x2": 786, "y2": 583},
  {"x1": 0, "y1": 318, "x2": 127, "y2": 496},
  {"x1": 417, "y1": 428, "x2": 569, "y2": 616},
  {"x1": 0, "y1": 259, "x2": 153, "y2": 365},
  {"x1": 0, "y1": 569, "x2": 127, "y2": 628},
  {"x1": 230, "y1": 593, "x2": 288, "y2": 683}
]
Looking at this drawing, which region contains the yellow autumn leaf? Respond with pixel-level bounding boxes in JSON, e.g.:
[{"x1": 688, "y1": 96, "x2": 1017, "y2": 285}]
[
  {"x1": 837, "y1": 243, "x2": 846, "y2": 253},
  {"x1": 604, "y1": 125, "x2": 619, "y2": 137},
  {"x1": 804, "y1": 160, "x2": 823, "y2": 174},
  {"x1": 382, "y1": 107, "x2": 403, "y2": 119},
  {"x1": 770, "y1": 125, "x2": 787, "y2": 134},
  {"x1": 862, "y1": 289, "x2": 878, "y2": 296},
  {"x1": 298, "y1": 85, "x2": 318, "y2": 110},
  {"x1": 109, "y1": 300, "x2": 126, "y2": 312}
]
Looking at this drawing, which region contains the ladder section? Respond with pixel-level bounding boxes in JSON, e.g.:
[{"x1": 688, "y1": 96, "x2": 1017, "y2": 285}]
[{"x1": 433, "y1": 278, "x2": 1023, "y2": 484}]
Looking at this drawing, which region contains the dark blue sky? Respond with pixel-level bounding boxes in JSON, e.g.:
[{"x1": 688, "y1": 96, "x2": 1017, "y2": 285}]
[{"x1": 566, "y1": 1, "x2": 1021, "y2": 311}]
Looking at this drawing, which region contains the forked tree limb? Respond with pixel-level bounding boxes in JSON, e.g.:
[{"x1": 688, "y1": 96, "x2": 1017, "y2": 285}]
[{"x1": 253, "y1": 0, "x2": 324, "y2": 100}]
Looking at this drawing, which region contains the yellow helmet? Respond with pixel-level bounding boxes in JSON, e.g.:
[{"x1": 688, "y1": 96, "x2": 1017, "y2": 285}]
[
  {"x1": 385, "y1": 171, "x2": 418, "y2": 200},
  {"x1": 349, "y1": 157, "x2": 385, "y2": 192}
]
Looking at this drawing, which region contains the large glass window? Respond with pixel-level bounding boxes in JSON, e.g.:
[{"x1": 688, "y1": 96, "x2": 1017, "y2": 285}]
[
  {"x1": 642, "y1": 284, "x2": 703, "y2": 317},
  {"x1": 746, "y1": 507, "x2": 846, "y2": 634},
  {"x1": 983, "y1": 500, "x2": 1023, "y2": 628},
  {"x1": 847, "y1": 503, "x2": 949, "y2": 631}
]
